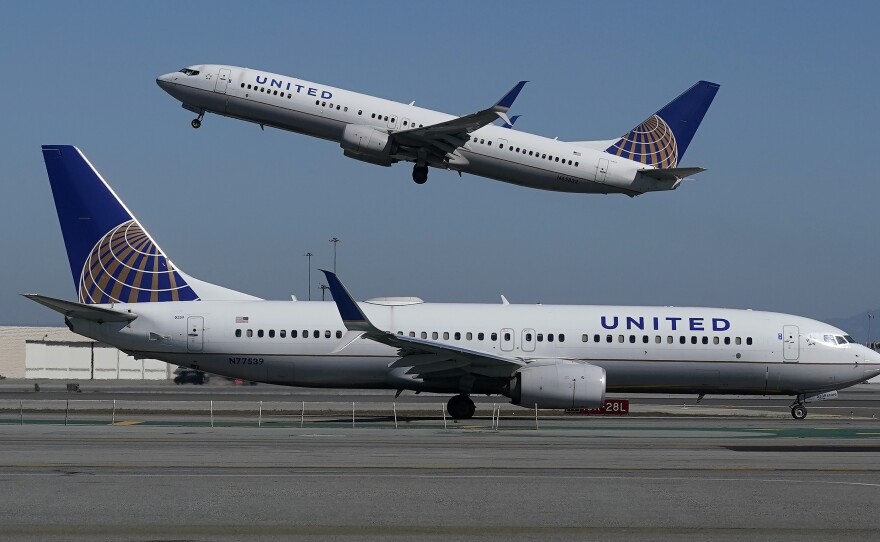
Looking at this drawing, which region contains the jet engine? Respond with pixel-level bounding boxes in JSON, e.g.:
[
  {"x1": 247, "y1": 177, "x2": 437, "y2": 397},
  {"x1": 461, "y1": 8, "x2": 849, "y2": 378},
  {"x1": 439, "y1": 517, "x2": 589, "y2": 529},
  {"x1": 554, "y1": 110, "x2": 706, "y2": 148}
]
[
  {"x1": 509, "y1": 362, "x2": 606, "y2": 409},
  {"x1": 340, "y1": 124, "x2": 394, "y2": 166}
]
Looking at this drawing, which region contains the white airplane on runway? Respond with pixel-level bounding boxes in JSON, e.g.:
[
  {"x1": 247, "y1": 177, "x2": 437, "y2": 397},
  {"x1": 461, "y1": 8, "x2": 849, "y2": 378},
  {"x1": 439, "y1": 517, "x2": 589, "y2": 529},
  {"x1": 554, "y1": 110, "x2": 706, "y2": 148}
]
[
  {"x1": 29, "y1": 146, "x2": 879, "y2": 419},
  {"x1": 156, "y1": 65, "x2": 719, "y2": 196}
]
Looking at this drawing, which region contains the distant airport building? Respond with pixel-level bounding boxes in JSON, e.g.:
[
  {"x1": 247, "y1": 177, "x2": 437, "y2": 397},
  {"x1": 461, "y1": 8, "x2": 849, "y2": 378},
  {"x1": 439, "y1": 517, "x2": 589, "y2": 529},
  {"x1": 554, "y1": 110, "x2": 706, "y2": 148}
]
[{"x1": 0, "y1": 326, "x2": 169, "y2": 380}]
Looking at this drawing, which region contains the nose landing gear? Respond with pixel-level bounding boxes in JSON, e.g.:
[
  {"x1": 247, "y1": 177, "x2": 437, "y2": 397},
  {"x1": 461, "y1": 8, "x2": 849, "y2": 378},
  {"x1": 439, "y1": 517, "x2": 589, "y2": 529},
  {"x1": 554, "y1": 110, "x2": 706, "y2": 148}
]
[{"x1": 447, "y1": 394, "x2": 476, "y2": 420}]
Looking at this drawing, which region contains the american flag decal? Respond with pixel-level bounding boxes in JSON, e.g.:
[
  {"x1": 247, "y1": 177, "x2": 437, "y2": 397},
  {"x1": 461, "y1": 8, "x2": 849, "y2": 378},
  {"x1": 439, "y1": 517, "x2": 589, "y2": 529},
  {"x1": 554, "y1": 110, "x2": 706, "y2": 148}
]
[{"x1": 235, "y1": 316, "x2": 249, "y2": 324}]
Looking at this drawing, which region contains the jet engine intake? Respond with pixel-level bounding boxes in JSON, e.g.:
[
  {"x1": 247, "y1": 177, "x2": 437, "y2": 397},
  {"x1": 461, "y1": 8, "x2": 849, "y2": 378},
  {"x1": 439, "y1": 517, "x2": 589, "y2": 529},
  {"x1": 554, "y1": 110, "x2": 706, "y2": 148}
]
[
  {"x1": 509, "y1": 362, "x2": 606, "y2": 409},
  {"x1": 340, "y1": 124, "x2": 394, "y2": 166}
]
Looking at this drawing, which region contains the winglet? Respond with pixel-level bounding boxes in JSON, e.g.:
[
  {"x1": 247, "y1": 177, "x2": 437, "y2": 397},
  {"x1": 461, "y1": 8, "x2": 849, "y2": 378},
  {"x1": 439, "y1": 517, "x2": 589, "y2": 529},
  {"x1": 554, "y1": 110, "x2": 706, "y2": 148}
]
[
  {"x1": 493, "y1": 81, "x2": 528, "y2": 112},
  {"x1": 501, "y1": 115, "x2": 521, "y2": 129},
  {"x1": 320, "y1": 270, "x2": 375, "y2": 332}
]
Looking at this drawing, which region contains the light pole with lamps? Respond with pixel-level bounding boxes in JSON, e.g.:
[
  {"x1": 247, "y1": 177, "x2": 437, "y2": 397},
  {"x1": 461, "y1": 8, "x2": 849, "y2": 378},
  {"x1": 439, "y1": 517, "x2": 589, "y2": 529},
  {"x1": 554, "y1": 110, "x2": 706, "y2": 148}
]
[
  {"x1": 304, "y1": 252, "x2": 313, "y2": 301},
  {"x1": 319, "y1": 283, "x2": 329, "y2": 301},
  {"x1": 329, "y1": 237, "x2": 340, "y2": 273},
  {"x1": 869, "y1": 312, "x2": 875, "y2": 348}
]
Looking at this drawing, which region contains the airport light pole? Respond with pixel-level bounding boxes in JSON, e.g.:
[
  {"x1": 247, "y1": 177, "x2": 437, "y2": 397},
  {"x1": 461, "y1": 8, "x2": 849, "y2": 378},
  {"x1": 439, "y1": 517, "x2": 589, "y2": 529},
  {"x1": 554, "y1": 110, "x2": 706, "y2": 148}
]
[
  {"x1": 305, "y1": 252, "x2": 313, "y2": 301},
  {"x1": 319, "y1": 283, "x2": 329, "y2": 301},
  {"x1": 869, "y1": 312, "x2": 875, "y2": 348},
  {"x1": 329, "y1": 237, "x2": 340, "y2": 273}
]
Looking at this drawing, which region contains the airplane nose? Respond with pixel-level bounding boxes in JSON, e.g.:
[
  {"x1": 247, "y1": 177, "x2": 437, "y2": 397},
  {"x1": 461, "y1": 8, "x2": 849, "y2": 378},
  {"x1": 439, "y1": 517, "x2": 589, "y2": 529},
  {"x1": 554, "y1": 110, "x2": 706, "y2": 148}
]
[{"x1": 156, "y1": 72, "x2": 174, "y2": 90}]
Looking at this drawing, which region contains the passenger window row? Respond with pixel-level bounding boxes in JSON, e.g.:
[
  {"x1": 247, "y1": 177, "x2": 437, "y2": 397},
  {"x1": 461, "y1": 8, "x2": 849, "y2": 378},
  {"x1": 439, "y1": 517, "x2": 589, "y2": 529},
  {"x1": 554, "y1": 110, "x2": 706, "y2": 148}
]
[
  {"x1": 240, "y1": 83, "x2": 361, "y2": 117},
  {"x1": 399, "y1": 330, "x2": 495, "y2": 341},
  {"x1": 365, "y1": 112, "x2": 424, "y2": 128},
  {"x1": 581, "y1": 333, "x2": 753, "y2": 346},
  {"x1": 235, "y1": 329, "x2": 343, "y2": 339},
  {"x1": 395, "y1": 331, "x2": 566, "y2": 343},
  {"x1": 524, "y1": 332, "x2": 566, "y2": 343},
  {"x1": 467, "y1": 136, "x2": 579, "y2": 167},
  {"x1": 243, "y1": 83, "x2": 297, "y2": 101},
  {"x1": 316, "y1": 100, "x2": 347, "y2": 112}
]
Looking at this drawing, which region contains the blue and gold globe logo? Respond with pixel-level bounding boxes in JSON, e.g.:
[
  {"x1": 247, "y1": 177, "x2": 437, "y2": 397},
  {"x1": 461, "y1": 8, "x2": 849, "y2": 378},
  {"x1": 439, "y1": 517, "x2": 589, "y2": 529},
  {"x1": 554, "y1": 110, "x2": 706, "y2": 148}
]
[
  {"x1": 78, "y1": 220, "x2": 197, "y2": 304},
  {"x1": 606, "y1": 115, "x2": 678, "y2": 169}
]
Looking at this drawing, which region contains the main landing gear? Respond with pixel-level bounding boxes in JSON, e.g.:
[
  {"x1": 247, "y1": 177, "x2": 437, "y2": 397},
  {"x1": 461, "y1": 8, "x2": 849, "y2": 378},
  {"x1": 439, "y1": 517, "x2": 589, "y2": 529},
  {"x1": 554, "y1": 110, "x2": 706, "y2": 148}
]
[
  {"x1": 447, "y1": 394, "x2": 476, "y2": 420},
  {"x1": 412, "y1": 164, "x2": 428, "y2": 184},
  {"x1": 790, "y1": 402, "x2": 808, "y2": 420}
]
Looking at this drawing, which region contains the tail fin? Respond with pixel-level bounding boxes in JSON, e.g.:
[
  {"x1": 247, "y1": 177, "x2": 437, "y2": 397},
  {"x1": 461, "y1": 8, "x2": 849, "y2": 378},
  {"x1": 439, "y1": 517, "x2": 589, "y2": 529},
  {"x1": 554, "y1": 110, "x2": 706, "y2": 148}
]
[
  {"x1": 41, "y1": 145, "x2": 257, "y2": 304},
  {"x1": 605, "y1": 81, "x2": 719, "y2": 168}
]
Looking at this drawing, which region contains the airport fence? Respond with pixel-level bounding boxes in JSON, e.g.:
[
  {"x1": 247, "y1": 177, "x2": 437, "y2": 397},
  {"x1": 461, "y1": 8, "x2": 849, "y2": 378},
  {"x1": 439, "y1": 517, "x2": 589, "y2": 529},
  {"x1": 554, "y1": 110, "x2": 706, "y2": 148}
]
[{"x1": 0, "y1": 399, "x2": 559, "y2": 430}]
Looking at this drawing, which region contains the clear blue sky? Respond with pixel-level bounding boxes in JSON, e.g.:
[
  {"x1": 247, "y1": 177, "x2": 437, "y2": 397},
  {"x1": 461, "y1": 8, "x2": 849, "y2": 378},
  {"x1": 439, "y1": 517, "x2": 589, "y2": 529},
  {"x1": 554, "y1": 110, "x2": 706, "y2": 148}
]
[{"x1": 2, "y1": 1, "x2": 879, "y2": 327}]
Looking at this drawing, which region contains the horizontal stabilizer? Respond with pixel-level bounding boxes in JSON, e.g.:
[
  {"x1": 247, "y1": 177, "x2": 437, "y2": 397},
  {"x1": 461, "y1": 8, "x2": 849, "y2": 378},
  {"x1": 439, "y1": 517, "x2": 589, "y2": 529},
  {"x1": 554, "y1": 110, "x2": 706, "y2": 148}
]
[
  {"x1": 639, "y1": 167, "x2": 706, "y2": 181},
  {"x1": 23, "y1": 294, "x2": 137, "y2": 323}
]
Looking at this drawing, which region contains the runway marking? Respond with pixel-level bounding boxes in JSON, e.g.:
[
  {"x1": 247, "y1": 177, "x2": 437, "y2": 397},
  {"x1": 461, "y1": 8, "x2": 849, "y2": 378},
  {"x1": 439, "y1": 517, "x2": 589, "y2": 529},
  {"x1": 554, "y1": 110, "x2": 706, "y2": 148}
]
[
  {"x1": 1, "y1": 471, "x2": 878, "y2": 487},
  {"x1": 4, "y1": 525, "x2": 876, "y2": 537},
  {"x1": 110, "y1": 420, "x2": 142, "y2": 426}
]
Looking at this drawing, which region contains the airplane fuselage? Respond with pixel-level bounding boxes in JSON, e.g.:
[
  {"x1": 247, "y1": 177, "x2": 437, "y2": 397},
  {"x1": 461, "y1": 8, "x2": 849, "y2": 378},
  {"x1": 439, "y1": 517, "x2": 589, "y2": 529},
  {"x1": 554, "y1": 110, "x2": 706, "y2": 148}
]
[
  {"x1": 68, "y1": 298, "x2": 880, "y2": 399},
  {"x1": 157, "y1": 65, "x2": 680, "y2": 195}
]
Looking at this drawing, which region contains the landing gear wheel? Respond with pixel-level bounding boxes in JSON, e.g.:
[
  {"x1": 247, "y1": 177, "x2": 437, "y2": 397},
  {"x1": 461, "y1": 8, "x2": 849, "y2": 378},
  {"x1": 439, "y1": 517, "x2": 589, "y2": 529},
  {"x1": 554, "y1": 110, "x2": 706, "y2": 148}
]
[
  {"x1": 447, "y1": 394, "x2": 476, "y2": 420},
  {"x1": 412, "y1": 165, "x2": 428, "y2": 184},
  {"x1": 791, "y1": 405, "x2": 807, "y2": 420},
  {"x1": 191, "y1": 118, "x2": 202, "y2": 129}
]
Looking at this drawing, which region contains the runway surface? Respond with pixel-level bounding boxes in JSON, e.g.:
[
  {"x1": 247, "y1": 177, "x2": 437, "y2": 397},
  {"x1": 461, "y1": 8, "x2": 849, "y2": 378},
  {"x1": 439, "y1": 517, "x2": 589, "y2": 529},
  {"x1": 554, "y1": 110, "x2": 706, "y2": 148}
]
[
  {"x1": 3, "y1": 418, "x2": 880, "y2": 541},
  {"x1": 3, "y1": 381, "x2": 880, "y2": 421}
]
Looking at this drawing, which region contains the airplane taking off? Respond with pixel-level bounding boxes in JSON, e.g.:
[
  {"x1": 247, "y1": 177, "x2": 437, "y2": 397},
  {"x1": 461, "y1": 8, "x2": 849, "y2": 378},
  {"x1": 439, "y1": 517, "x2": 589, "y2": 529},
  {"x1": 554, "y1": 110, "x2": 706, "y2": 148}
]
[
  {"x1": 30, "y1": 146, "x2": 879, "y2": 419},
  {"x1": 157, "y1": 65, "x2": 719, "y2": 196}
]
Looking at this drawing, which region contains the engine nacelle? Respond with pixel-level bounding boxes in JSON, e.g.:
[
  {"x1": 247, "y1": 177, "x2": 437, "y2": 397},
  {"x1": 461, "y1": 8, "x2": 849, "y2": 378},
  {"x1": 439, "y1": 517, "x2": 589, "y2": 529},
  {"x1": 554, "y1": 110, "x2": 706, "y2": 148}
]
[
  {"x1": 509, "y1": 362, "x2": 606, "y2": 409},
  {"x1": 340, "y1": 124, "x2": 393, "y2": 166}
]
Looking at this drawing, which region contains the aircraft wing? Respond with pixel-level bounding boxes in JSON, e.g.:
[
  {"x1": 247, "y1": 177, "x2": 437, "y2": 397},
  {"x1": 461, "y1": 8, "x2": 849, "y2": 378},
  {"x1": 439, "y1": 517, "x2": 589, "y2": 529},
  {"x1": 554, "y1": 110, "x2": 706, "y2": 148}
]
[
  {"x1": 391, "y1": 81, "x2": 527, "y2": 157},
  {"x1": 23, "y1": 294, "x2": 138, "y2": 323},
  {"x1": 321, "y1": 270, "x2": 523, "y2": 380}
]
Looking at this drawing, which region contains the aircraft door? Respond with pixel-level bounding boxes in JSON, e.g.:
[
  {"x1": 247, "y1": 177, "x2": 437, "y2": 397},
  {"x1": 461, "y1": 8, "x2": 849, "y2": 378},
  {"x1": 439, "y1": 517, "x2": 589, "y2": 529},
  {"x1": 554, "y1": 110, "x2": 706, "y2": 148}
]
[
  {"x1": 214, "y1": 68, "x2": 231, "y2": 93},
  {"x1": 387, "y1": 114, "x2": 397, "y2": 130},
  {"x1": 596, "y1": 158, "x2": 609, "y2": 183},
  {"x1": 783, "y1": 325, "x2": 799, "y2": 362},
  {"x1": 522, "y1": 329, "x2": 536, "y2": 352},
  {"x1": 500, "y1": 328, "x2": 515, "y2": 352},
  {"x1": 187, "y1": 316, "x2": 204, "y2": 352}
]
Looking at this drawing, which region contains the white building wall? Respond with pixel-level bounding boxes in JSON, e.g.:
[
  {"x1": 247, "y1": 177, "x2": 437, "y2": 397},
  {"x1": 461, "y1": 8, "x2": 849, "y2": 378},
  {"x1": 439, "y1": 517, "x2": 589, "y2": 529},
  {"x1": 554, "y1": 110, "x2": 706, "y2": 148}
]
[
  {"x1": 0, "y1": 327, "x2": 83, "y2": 378},
  {"x1": 1, "y1": 326, "x2": 170, "y2": 380}
]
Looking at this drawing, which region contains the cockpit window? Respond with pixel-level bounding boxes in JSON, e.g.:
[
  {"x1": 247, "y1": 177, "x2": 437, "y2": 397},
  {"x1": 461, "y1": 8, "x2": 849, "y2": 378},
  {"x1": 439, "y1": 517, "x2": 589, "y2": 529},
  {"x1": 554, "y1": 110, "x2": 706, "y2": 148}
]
[
  {"x1": 823, "y1": 334, "x2": 836, "y2": 345},
  {"x1": 835, "y1": 336, "x2": 847, "y2": 345},
  {"x1": 179, "y1": 68, "x2": 200, "y2": 76},
  {"x1": 844, "y1": 335, "x2": 856, "y2": 343}
]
